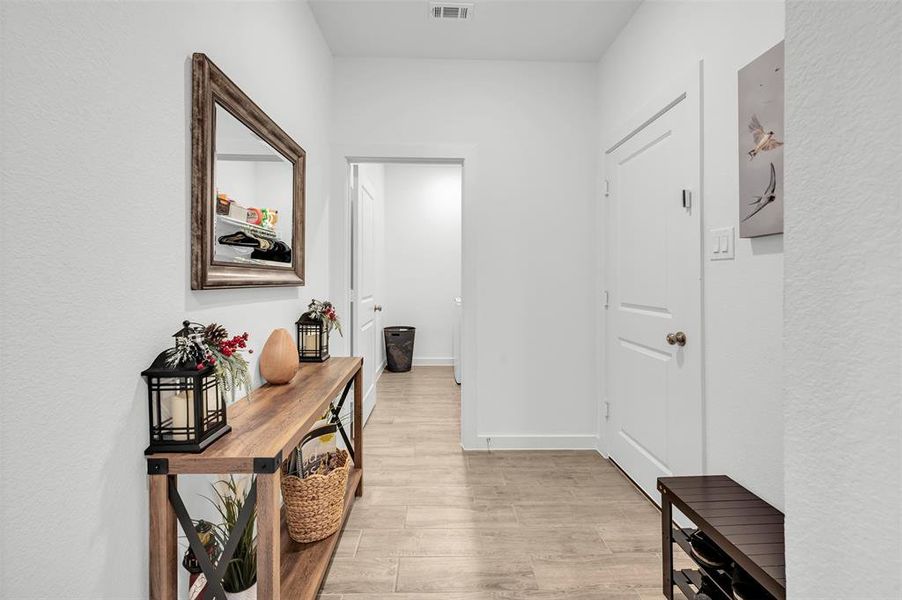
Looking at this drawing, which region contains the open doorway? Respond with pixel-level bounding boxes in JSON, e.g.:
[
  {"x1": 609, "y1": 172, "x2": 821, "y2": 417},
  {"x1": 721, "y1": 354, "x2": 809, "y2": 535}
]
[{"x1": 348, "y1": 159, "x2": 463, "y2": 423}]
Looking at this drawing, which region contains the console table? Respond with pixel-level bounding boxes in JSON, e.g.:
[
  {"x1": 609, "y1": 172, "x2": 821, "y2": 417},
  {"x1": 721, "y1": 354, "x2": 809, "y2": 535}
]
[
  {"x1": 658, "y1": 475, "x2": 785, "y2": 600},
  {"x1": 146, "y1": 357, "x2": 364, "y2": 600}
]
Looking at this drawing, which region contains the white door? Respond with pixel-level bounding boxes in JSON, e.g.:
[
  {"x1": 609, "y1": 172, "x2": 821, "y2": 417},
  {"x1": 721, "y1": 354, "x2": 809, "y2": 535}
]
[
  {"x1": 604, "y1": 74, "x2": 703, "y2": 502},
  {"x1": 350, "y1": 164, "x2": 379, "y2": 422}
]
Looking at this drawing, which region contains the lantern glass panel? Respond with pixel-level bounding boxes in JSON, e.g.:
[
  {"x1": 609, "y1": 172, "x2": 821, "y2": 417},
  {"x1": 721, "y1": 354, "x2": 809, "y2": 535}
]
[
  {"x1": 199, "y1": 375, "x2": 223, "y2": 433},
  {"x1": 301, "y1": 324, "x2": 318, "y2": 354},
  {"x1": 144, "y1": 355, "x2": 230, "y2": 453},
  {"x1": 148, "y1": 376, "x2": 195, "y2": 443},
  {"x1": 297, "y1": 317, "x2": 329, "y2": 362}
]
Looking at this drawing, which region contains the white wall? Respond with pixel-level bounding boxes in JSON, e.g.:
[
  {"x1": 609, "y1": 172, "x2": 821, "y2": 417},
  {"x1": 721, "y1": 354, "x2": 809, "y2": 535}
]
[
  {"x1": 332, "y1": 59, "x2": 598, "y2": 449},
  {"x1": 0, "y1": 2, "x2": 333, "y2": 597},
  {"x1": 596, "y1": 1, "x2": 786, "y2": 509},
  {"x1": 383, "y1": 163, "x2": 462, "y2": 366},
  {"x1": 784, "y1": 1, "x2": 902, "y2": 594}
]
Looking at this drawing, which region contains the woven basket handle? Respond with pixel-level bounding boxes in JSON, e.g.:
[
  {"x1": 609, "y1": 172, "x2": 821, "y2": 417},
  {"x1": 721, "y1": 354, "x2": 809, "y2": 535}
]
[{"x1": 288, "y1": 424, "x2": 338, "y2": 477}]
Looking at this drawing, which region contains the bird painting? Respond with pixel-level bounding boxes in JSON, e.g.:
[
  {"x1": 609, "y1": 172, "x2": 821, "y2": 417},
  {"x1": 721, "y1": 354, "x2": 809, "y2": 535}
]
[
  {"x1": 739, "y1": 41, "x2": 783, "y2": 238},
  {"x1": 742, "y1": 162, "x2": 777, "y2": 222},
  {"x1": 747, "y1": 114, "x2": 783, "y2": 159}
]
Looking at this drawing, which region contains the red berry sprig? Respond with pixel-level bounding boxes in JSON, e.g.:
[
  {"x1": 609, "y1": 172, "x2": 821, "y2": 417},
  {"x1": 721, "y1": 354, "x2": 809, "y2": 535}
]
[
  {"x1": 195, "y1": 331, "x2": 251, "y2": 369},
  {"x1": 217, "y1": 332, "x2": 249, "y2": 357}
]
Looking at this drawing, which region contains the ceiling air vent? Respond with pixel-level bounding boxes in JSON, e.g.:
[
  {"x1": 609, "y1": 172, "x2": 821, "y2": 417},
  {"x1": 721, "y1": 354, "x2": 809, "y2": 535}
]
[{"x1": 430, "y1": 2, "x2": 473, "y2": 20}]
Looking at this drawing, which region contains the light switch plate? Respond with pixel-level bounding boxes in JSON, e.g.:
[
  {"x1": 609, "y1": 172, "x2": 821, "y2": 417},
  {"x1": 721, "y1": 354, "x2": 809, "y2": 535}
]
[{"x1": 710, "y1": 226, "x2": 735, "y2": 260}]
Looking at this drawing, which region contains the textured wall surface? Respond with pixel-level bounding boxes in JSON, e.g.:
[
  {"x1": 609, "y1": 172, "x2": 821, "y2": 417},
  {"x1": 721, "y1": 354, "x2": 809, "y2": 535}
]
[
  {"x1": 0, "y1": 2, "x2": 333, "y2": 597},
  {"x1": 784, "y1": 1, "x2": 902, "y2": 595},
  {"x1": 596, "y1": 1, "x2": 786, "y2": 508}
]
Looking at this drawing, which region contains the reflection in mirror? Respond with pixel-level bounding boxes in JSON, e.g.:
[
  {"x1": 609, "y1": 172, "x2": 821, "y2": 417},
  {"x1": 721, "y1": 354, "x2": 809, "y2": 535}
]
[{"x1": 213, "y1": 103, "x2": 294, "y2": 268}]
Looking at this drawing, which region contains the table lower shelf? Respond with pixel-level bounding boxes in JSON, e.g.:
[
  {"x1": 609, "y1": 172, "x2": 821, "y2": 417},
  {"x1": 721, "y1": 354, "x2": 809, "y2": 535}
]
[{"x1": 279, "y1": 467, "x2": 362, "y2": 598}]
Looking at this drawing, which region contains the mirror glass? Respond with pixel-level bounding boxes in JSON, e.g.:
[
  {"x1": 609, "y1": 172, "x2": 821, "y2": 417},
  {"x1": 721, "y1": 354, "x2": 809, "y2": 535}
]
[{"x1": 212, "y1": 103, "x2": 294, "y2": 268}]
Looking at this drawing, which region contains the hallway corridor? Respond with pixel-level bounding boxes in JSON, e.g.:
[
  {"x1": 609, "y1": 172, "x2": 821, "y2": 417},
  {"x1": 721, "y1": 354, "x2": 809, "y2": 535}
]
[{"x1": 320, "y1": 367, "x2": 673, "y2": 598}]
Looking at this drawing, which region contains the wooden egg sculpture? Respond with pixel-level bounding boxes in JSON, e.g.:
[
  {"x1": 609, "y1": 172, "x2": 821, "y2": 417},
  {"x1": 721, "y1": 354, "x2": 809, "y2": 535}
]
[{"x1": 259, "y1": 328, "x2": 299, "y2": 384}]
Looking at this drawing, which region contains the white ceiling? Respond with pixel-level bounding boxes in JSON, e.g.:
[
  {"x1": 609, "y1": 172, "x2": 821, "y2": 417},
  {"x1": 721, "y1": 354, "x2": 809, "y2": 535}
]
[{"x1": 308, "y1": 0, "x2": 642, "y2": 62}]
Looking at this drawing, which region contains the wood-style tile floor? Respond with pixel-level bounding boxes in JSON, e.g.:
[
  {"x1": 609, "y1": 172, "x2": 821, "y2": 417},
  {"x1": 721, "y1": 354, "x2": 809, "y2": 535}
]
[{"x1": 320, "y1": 367, "x2": 681, "y2": 599}]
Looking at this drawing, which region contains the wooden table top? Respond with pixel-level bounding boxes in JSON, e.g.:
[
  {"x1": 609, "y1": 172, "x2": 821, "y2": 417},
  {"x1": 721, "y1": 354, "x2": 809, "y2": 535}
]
[
  {"x1": 658, "y1": 475, "x2": 786, "y2": 599},
  {"x1": 146, "y1": 357, "x2": 362, "y2": 474}
]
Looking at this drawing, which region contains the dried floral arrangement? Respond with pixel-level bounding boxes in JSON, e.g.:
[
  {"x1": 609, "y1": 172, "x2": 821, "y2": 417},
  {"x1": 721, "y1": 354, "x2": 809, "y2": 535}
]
[
  {"x1": 304, "y1": 299, "x2": 343, "y2": 336},
  {"x1": 166, "y1": 321, "x2": 252, "y2": 402}
]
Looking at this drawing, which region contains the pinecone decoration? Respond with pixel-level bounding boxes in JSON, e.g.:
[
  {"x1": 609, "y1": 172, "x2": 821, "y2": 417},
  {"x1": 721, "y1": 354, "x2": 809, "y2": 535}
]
[{"x1": 204, "y1": 323, "x2": 227, "y2": 345}]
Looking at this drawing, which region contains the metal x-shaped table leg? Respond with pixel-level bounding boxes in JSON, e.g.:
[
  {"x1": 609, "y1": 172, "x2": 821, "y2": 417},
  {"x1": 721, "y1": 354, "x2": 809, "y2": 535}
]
[
  {"x1": 328, "y1": 378, "x2": 356, "y2": 462},
  {"x1": 168, "y1": 477, "x2": 258, "y2": 600}
]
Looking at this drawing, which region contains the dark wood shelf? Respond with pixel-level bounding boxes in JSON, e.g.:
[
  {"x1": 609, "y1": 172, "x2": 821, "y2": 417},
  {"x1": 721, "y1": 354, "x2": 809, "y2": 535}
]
[
  {"x1": 658, "y1": 475, "x2": 785, "y2": 600},
  {"x1": 674, "y1": 568, "x2": 734, "y2": 600},
  {"x1": 672, "y1": 569, "x2": 697, "y2": 599},
  {"x1": 280, "y1": 467, "x2": 362, "y2": 597}
]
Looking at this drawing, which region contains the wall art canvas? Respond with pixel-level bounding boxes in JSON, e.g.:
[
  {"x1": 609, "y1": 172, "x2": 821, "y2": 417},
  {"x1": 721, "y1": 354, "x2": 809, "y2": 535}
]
[{"x1": 738, "y1": 40, "x2": 784, "y2": 238}]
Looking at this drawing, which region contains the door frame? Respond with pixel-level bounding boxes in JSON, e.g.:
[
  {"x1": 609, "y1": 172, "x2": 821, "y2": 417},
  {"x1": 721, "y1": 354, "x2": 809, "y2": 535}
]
[
  {"x1": 329, "y1": 143, "x2": 478, "y2": 448},
  {"x1": 598, "y1": 61, "x2": 708, "y2": 479}
]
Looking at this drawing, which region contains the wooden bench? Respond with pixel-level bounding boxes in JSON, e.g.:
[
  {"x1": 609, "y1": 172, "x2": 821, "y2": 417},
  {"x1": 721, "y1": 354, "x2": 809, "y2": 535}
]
[{"x1": 658, "y1": 475, "x2": 786, "y2": 600}]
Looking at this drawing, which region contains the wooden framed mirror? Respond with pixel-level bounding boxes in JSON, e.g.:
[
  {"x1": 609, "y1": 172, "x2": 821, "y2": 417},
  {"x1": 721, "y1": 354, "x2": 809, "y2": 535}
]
[{"x1": 191, "y1": 53, "x2": 305, "y2": 289}]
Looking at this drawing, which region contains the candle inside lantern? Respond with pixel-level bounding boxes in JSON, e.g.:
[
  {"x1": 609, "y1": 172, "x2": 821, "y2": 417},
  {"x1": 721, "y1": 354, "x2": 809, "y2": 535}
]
[
  {"x1": 304, "y1": 332, "x2": 318, "y2": 352},
  {"x1": 170, "y1": 390, "x2": 195, "y2": 440}
]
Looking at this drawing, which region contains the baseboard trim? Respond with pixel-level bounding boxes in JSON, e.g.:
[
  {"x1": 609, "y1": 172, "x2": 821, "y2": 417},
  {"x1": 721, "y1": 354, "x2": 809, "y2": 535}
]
[
  {"x1": 363, "y1": 393, "x2": 376, "y2": 424},
  {"x1": 594, "y1": 435, "x2": 608, "y2": 458},
  {"x1": 465, "y1": 434, "x2": 598, "y2": 451},
  {"x1": 608, "y1": 456, "x2": 661, "y2": 510},
  {"x1": 412, "y1": 357, "x2": 453, "y2": 367}
]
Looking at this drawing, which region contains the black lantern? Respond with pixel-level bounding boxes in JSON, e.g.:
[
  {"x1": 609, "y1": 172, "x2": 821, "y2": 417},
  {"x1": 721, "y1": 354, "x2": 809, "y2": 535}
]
[
  {"x1": 182, "y1": 520, "x2": 219, "y2": 597},
  {"x1": 142, "y1": 322, "x2": 231, "y2": 454},
  {"x1": 296, "y1": 313, "x2": 329, "y2": 362}
]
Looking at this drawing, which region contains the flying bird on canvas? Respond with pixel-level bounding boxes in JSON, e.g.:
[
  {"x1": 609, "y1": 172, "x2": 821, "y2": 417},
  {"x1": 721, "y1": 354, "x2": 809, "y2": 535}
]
[
  {"x1": 742, "y1": 162, "x2": 777, "y2": 222},
  {"x1": 747, "y1": 115, "x2": 783, "y2": 159}
]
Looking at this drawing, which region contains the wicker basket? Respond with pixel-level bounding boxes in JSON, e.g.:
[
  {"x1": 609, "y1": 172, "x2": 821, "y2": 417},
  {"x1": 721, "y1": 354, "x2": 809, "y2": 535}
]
[{"x1": 280, "y1": 449, "x2": 351, "y2": 543}]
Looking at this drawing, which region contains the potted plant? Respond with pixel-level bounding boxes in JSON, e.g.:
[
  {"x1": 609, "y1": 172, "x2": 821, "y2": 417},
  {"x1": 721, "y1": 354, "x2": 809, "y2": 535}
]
[{"x1": 208, "y1": 476, "x2": 257, "y2": 599}]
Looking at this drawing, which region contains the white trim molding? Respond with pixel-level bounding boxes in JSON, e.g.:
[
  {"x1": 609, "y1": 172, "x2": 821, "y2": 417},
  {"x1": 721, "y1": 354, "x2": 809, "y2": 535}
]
[
  {"x1": 595, "y1": 435, "x2": 609, "y2": 458},
  {"x1": 474, "y1": 434, "x2": 599, "y2": 451},
  {"x1": 412, "y1": 357, "x2": 454, "y2": 367}
]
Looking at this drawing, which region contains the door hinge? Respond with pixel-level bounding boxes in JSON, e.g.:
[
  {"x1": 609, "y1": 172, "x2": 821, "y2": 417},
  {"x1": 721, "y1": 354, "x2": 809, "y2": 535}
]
[
  {"x1": 603, "y1": 290, "x2": 609, "y2": 308},
  {"x1": 603, "y1": 401, "x2": 610, "y2": 420},
  {"x1": 682, "y1": 189, "x2": 692, "y2": 209}
]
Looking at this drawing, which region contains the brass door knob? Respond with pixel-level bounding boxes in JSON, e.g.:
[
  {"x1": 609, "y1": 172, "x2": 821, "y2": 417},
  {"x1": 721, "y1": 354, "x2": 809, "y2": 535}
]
[{"x1": 666, "y1": 331, "x2": 687, "y2": 347}]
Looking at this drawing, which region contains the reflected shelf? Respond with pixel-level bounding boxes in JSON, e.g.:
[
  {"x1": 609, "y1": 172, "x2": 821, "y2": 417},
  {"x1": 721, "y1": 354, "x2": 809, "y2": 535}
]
[
  {"x1": 216, "y1": 213, "x2": 279, "y2": 240},
  {"x1": 223, "y1": 254, "x2": 293, "y2": 268}
]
